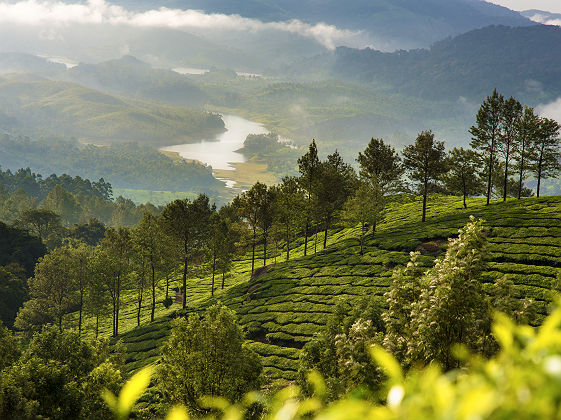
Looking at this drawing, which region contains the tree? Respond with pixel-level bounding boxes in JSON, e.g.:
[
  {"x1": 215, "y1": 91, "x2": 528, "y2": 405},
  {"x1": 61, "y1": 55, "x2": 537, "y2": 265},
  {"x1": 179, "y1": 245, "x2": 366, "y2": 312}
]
[
  {"x1": 239, "y1": 182, "x2": 269, "y2": 276},
  {"x1": 273, "y1": 176, "x2": 306, "y2": 261},
  {"x1": 216, "y1": 203, "x2": 241, "y2": 290},
  {"x1": 16, "y1": 246, "x2": 76, "y2": 332},
  {"x1": 16, "y1": 209, "x2": 63, "y2": 242},
  {"x1": 67, "y1": 241, "x2": 92, "y2": 335},
  {"x1": 382, "y1": 252, "x2": 425, "y2": 363},
  {"x1": 470, "y1": 89, "x2": 505, "y2": 205},
  {"x1": 69, "y1": 218, "x2": 106, "y2": 246},
  {"x1": 408, "y1": 217, "x2": 490, "y2": 370},
  {"x1": 99, "y1": 227, "x2": 132, "y2": 336},
  {"x1": 343, "y1": 180, "x2": 384, "y2": 254},
  {"x1": 0, "y1": 266, "x2": 28, "y2": 329},
  {"x1": 158, "y1": 304, "x2": 262, "y2": 414},
  {"x1": 532, "y1": 116, "x2": 561, "y2": 197},
  {"x1": 357, "y1": 138, "x2": 403, "y2": 194},
  {"x1": 514, "y1": 107, "x2": 539, "y2": 199},
  {"x1": 298, "y1": 140, "x2": 321, "y2": 256},
  {"x1": 498, "y1": 97, "x2": 523, "y2": 201},
  {"x1": 41, "y1": 184, "x2": 81, "y2": 226},
  {"x1": 132, "y1": 212, "x2": 165, "y2": 322},
  {"x1": 315, "y1": 150, "x2": 357, "y2": 248},
  {"x1": 444, "y1": 147, "x2": 484, "y2": 208},
  {"x1": 161, "y1": 195, "x2": 214, "y2": 308},
  {"x1": 0, "y1": 326, "x2": 123, "y2": 420},
  {"x1": 402, "y1": 131, "x2": 447, "y2": 222}
]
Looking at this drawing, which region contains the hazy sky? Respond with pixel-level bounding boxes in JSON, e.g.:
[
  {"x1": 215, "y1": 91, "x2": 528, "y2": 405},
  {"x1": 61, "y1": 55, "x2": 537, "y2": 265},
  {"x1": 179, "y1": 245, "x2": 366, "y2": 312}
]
[{"x1": 488, "y1": 0, "x2": 561, "y2": 13}]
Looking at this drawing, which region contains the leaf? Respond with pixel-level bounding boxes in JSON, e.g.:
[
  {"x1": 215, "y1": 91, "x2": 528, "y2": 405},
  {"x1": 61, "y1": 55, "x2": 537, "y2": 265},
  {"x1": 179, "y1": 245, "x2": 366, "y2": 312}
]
[
  {"x1": 165, "y1": 406, "x2": 189, "y2": 420},
  {"x1": 370, "y1": 345, "x2": 403, "y2": 382},
  {"x1": 118, "y1": 366, "x2": 153, "y2": 418}
]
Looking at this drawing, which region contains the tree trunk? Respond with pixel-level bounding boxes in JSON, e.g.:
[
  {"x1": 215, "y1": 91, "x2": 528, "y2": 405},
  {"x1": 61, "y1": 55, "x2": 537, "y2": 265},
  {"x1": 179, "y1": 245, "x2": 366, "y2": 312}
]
[
  {"x1": 58, "y1": 314, "x2": 62, "y2": 333},
  {"x1": 78, "y1": 287, "x2": 83, "y2": 336},
  {"x1": 251, "y1": 227, "x2": 256, "y2": 276},
  {"x1": 221, "y1": 270, "x2": 225, "y2": 289},
  {"x1": 137, "y1": 287, "x2": 142, "y2": 327},
  {"x1": 211, "y1": 253, "x2": 216, "y2": 297},
  {"x1": 95, "y1": 314, "x2": 99, "y2": 339},
  {"x1": 360, "y1": 221, "x2": 364, "y2": 255},
  {"x1": 503, "y1": 140, "x2": 511, "y2": 201},
  {"x1": 115, "y1": 276, "x2": 120, "y2": 336},
  {"x1": 165, "y1": 275, "x2": 169, "y2": 300},
  {"x1": 372, "y1": 219, "x2": 376, "y2": 234},
  {"x1": 286, "y1": 223, "x2": 290, "y2": 261},
  {"x1": 323, "y1": 216, "x2": 330, "y2": 249},
  {"x1": 518, "y1": 152, "x2": 525, "y2": 200},
  {"x1": 112, "y1": 298, "x2": 116, "y2": 337},
  {"x1": 422, "y1": 179, "x2": 428, "y2": 222},
  {"x1": 537, "y1": 148, "x2": 544, "y2": 198},
  {"x1": 263, "y1": 233, "x2": 267, "y2": 267},
  {"x1": 151, "y1": 261, "x2": 156, "y2": 322},
  {"x1": 182, "y1": 255, "x2": 188, "y2": 309},
  {"x1": 304, "y1": 218, "x2": 309, "y2": 256},
  {"x1": 314, "y1": 223, "x2": 318, "y2": 254},
  {"x1": 486, "y1": 146, "x2": 494, "y2": 205}
]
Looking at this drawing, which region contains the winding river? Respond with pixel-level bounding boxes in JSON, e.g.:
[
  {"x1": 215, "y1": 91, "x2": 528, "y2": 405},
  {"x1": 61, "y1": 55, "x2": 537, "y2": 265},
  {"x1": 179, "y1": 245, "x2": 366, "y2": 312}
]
[{"x1": 160, "y1": 114, "x2": 269, "y2": 187}]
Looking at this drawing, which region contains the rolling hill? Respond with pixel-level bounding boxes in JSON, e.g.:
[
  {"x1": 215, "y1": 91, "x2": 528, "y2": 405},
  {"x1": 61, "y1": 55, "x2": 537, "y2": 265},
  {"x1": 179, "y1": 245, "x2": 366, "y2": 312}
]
[
  {"x1": 300, "y1": 24, "x2": 561, "y2": 103},
  {"x1": 0, "y1": 73, "x2": 225, "y2": 146},
  {"x1": 79, "y1": 195, "x2": 561, "y2": 383}
]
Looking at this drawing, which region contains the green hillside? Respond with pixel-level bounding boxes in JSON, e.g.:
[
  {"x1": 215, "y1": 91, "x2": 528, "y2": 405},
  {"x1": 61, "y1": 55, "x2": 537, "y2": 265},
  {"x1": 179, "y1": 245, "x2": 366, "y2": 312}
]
[
  {"x1": 103, "y1": 195, "x2": 561, "y2": 384},
  {"x1": 0, "y1": 74, "x2": 224, "y2": 146}
]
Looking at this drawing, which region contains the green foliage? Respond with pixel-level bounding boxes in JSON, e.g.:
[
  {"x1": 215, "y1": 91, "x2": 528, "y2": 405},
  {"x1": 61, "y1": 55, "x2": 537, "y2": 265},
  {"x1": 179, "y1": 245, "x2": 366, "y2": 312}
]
[
  {"x1": 402, "y1": 131, "x2": 447, "y2": 221},
  {"x1": 356, "y1": 138, "x2": 403, "y2": 195},
  {"x1": 299, "y1": 297, "x2": 384, "y2": 399},
  {"x1": 0, "y1": 266, "x2": 28, "y2": 329},
  {"x1": 0, "y1": 326, "x2": 123, "y2": 420},
  {"x1": 444, "y1": 147, "x2": 484, "y2": 208},
  {"x1": 158, "y1": 304, "x2": 262, "y2": 414}
]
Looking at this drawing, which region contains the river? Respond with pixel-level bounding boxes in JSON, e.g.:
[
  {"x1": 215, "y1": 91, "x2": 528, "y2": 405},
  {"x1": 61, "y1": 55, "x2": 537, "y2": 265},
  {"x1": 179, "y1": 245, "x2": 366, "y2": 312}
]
[{"x1": 160, "y1": 114, "x2": 269, "y2": 187}]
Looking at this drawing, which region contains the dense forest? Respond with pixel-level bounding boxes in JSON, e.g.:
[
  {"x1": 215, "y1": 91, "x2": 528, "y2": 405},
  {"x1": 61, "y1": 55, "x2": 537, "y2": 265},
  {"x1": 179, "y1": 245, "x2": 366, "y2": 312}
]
[
  {"x1": 0, "y1": 135, "x2": 223, "y2": 194},
  {"x1": 1, "y1": 89, "x2": 561, "y2": 418}
]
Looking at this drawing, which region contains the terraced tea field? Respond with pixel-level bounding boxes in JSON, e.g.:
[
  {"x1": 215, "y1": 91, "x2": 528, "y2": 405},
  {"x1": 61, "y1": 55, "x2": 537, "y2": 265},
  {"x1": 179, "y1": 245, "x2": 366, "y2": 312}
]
[{"x1": 113, "y1": 195, "x2": 561, "y2": 384}]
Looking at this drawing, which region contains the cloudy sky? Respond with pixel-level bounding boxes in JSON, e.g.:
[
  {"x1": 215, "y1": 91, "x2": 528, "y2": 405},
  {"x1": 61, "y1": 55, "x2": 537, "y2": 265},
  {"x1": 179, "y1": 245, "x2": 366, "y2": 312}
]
[{"x1": 489, "y1": 0, "x2": 561, "y2": 13}]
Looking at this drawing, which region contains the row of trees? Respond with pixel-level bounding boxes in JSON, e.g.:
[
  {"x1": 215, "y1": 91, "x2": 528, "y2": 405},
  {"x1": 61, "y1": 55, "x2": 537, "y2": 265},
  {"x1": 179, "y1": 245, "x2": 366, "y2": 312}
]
[{"x1": 15, "y1": 197, "x2": 241, "y2": 337}]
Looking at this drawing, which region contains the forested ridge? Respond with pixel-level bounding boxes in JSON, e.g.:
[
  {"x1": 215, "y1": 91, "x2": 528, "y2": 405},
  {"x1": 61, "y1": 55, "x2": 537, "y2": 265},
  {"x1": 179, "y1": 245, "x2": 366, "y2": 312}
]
[{"x1": 2, "y1": 89, "x2": 561, "y2": 419}]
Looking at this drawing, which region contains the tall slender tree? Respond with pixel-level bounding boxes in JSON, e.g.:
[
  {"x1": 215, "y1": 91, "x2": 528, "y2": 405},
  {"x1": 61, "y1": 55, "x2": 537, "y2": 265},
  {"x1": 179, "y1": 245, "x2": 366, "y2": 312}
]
[
  {"x1": 274, "y1": 176, "x2": 306, "y2": 261},
  {"x1": 532, "y1": 117, "x2": 561, "y2": 197},
  {"x1": 100, "y1": 227, "x2": 132, "y2": 336},
  {"x1": 316, "y1": 151, "x2": 357, "y2": 249},
  {"x1": 132, "y1": 212, "x2": 165, "y2": 322},
  {"x1": 239, "y1": 182, "x2": 269, "y2": 276},
  {"x1": 444, "y1": 147, "x2": 484, "y2": 209},
  {"x1": 161, "y1": 195, "x2": 214, "y2": 309},
  {"x1": 402, "y1": 131, "x2": 447, "y2": 222},
  {"x1": 498, "y1": 97, "x2": 523, "y2": 201},
  {"x1": 470, "y1": 89, "x2": 505, "y2": 205},
  {"x1": 514, "y1": 107, "x2": 539, "y2": 199},
  {"x1": 298, "y1": 140, "x2": 320, "y2": 256}
]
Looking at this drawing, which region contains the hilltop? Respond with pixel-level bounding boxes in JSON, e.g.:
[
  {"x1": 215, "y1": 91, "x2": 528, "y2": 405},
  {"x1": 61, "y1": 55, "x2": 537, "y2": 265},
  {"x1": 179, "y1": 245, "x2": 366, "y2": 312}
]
[{"x1": 100, "y1": 195, "x2": 561, "y2": 383}]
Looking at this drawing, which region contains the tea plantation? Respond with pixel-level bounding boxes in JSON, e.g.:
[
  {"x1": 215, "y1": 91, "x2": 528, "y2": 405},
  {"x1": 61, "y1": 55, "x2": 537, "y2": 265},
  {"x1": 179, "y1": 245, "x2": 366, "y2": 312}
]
[{"x1": 113, "y1": 195, "x2": 561, "y2": 385}]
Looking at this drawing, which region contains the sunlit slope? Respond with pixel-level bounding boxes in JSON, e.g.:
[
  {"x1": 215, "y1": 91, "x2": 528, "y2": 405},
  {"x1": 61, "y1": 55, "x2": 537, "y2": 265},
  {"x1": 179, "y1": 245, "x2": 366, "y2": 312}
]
[
  {"x1": 117, "y1": 196, "x2": 561, "y2": 382},
  {"x1": 0, "y1": 74, "x2": 224, "y2": 145}
]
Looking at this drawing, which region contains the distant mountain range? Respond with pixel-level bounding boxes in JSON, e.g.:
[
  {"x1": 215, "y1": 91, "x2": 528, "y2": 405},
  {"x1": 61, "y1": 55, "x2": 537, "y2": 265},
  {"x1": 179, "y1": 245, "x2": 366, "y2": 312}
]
[
  {"x1": 297, "y1": 24, "x2": 561, "y2": 103},
  {"x1": 113, "y1": 0, "x2": 534, "y2": 50}
]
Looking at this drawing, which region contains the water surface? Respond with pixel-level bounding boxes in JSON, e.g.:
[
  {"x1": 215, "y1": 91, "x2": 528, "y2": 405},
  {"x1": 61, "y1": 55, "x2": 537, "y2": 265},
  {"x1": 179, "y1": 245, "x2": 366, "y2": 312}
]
[{"x1": 161, "y1": 114, "x2": 268, "y2": 171}]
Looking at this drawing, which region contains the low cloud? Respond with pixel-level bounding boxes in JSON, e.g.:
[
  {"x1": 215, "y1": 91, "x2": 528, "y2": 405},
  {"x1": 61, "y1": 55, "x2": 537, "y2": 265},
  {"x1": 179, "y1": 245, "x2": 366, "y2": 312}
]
[
  {"x1": 0, "y1": 0, "x2": 363, "y2": 50},
  {"x1": 536, "y1": 97, "x2": 561, "y2": 121},
  {"x1": 526, "y1": 12, "x2": 561, "y2": 26}
]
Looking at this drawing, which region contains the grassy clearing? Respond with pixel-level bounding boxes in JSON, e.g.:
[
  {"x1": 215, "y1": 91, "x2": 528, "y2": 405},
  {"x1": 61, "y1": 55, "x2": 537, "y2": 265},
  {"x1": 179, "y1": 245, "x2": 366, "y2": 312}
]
[{"x1": 70, "y1": 195, "x2": 561, "y2": 383}]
